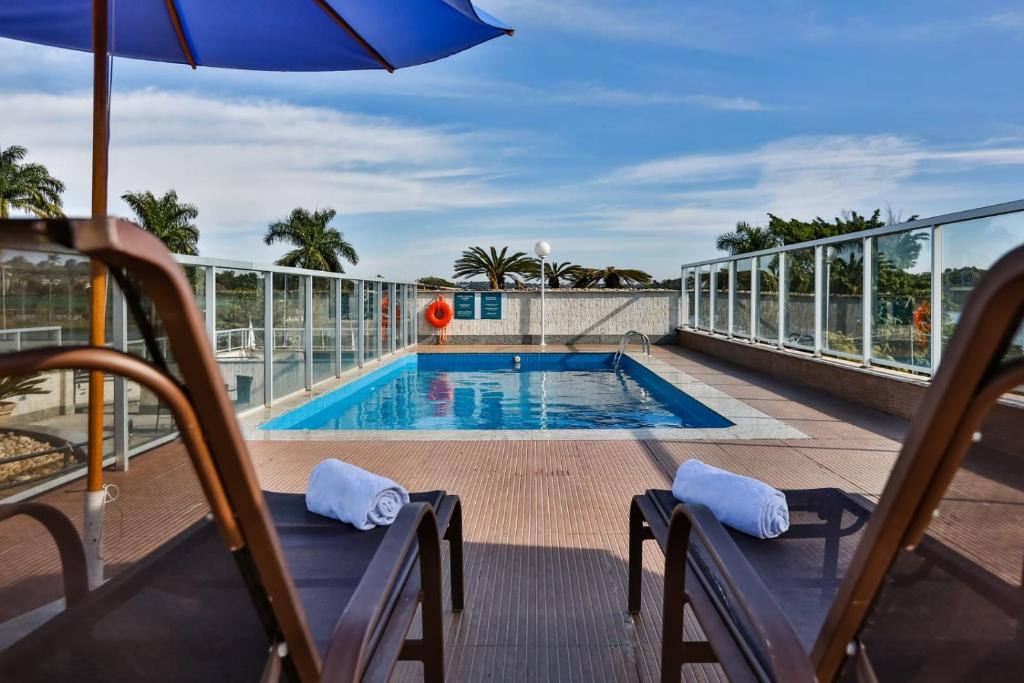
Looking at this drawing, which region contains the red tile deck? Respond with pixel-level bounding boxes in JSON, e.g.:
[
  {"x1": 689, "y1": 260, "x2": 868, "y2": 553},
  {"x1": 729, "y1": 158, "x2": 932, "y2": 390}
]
[{"x1": 2, "y1": 344, "x2": 973, "y2": 681}]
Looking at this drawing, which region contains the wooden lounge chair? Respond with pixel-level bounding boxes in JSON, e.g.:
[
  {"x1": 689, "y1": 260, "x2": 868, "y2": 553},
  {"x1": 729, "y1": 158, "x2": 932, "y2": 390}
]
[
  {"x1": 630, "y1": 244, "x2": 1024, "y2": 682},
  {"x1": 0, "y1": 217, "x2": 463, "y2": 682}
]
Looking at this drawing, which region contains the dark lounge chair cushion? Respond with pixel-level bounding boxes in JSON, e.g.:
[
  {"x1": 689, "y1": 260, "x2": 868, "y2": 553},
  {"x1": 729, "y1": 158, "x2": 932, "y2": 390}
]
[
  {"x1": 264, "y1": 490, "x2": 448, "y2": 655},
  {"x1": 0, "y1": 520, "x2": 271, "y2": 683},
  {"x1": 649, "y1": 488, "x2": 871, "y2": 652}
]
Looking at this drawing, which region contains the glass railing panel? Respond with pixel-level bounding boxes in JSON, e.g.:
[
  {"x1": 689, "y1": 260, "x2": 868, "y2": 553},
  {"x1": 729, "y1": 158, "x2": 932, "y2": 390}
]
[
  {"x1": 0, "y1": 251, "x2": 114, "y2": 480},
  {"x1": 271, "y1": 273, "x2": 304, "y2": 399},
  {"x1": 215, "y1": 269, "x2": 266, "y2": 409},
  {"x1": 185, "y1": 265, "x2": 206, "y2": 330},
  {"x1": 714, "y1": 264, "x2": 730, "y2": 334},
  {"x1": 363, "y1": 284, "x2": 378, "y2": 363},
  {"x1": 757, "y1": 254, "x2": 780, "y2": 343},
  {"x1": 871, "y1": 229, "x2": 932, "y2": 372},
  {"x1": 0, "y1": 370, "x2": 101, "y2": 499},
  {"x1": 394, "y1": 285, "x2": 404, "y2": 350},
  {"x1": 312, "y1": 277, "x2": 336, "y2": 384},
  {"x1": 339, "y1": 281, "x2": 358, "y2": 372},
  {"x1": 941, "y1": 212, "x2": 1024, "y2": 360},
  {"x1": 683, "y1": 268, "x2": 695, "y2": 327},
  {"x1": 733, "y1": 259, "x2": 752, "y2": 338},
  {"x1": 784, "y1": 247, "x2": 815, "y2": 350},
  {"x1": 697, "y1": 266, "x2": 710, "y2": 330},
  {"x1": 0, "y1": 249, "x2": 107, "y2": 348},
  {"x1": 123, "y1": 277, "x2": 187, "y2": 449},
  {"x1": 822, "y1": 239, "x2": 864, "y2": 359},
  {"x1": 383, "y1": 284, "x2": 395, "y2": 353}
]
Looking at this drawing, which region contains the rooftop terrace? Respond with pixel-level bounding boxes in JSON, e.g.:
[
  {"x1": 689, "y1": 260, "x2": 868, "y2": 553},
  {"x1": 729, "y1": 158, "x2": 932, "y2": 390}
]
[{"x1": 1, "y1": 344, "x2": 922, "y2": 681}]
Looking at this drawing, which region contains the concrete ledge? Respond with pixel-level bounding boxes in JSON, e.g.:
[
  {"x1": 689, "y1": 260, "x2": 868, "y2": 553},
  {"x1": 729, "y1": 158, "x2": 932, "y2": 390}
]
[
  {"x1": 676, "y1": 327, "x2": 1023, "y2": 457},
  {"x1": 417, "y1": 334, "x2": 676, "y2": 345}
]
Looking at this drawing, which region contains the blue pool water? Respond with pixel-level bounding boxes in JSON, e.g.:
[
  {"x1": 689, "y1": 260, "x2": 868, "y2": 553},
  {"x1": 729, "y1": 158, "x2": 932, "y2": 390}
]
[{"x1": 262, "y1": 353, "x2": 733, "y2": 431}]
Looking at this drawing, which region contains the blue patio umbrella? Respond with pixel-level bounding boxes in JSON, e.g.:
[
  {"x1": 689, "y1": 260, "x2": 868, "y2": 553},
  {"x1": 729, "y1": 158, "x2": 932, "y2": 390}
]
[
  {"x1": 0, "y1": 0, "x2": 512, "y2": 72},
  {"x1": 0, "y1": 0, "x2": 511, "y2": 587}
]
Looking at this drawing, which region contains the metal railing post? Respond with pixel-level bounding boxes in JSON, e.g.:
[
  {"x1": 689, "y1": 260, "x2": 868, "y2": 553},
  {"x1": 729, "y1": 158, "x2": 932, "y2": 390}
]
[
  {"x1": 750, "y1": 256, "x2": 759, "y2": 342},
  {"x1": 813, "y1": 244, "x2": 823, "y2": 356},
  {"x1": 727, "y1": 261, "x2": 735, "y2": 338},
  {"x1": 112, "y1": 282, "x2": 129, "y2": 471},
  {"x1": 204, "y1": 266, "x2": 216, "y2": 343},
  {"x1": 930, "y1": 225, "x2": 943, "y2": 375},
  {"x1": 412, "y1": 284, "x2": 419, "y2": 346},
  {"x1": 304, "y1": 275, "x2": 313, "y2": 390},
  {"x1": 862, "y1": 237, "x2": 873, "y2": 367},
  {"x1": 389, "y1": 283, "x2": 396, "y2": 355},
  {"x1": 357, "y1": 281, "x2": 365, "y2": 369},
  {"x1": 376, "y1": 282, "x2": 383, "y2": 360},
  {"x1": 334, "y1": 279, "x2": 343, "y2": 377},
  {"x1": 263, "y1": 273, "x2": 273, "y2": 406},
  {"x1": 709, "y1": 267, "x2": 717, "y2": 333},
  {"x1": 679, "y1": 267, "x2": 686, "y2": 328},
  {"x1": 777, "y1": 252, "x2": 786, "y2": 349}
]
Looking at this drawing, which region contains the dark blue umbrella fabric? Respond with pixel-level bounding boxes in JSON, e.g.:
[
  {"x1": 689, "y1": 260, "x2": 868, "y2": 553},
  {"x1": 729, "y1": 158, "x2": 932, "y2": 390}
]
[{"x1": 0, "y1": 0, "x2": 511, "y2": 72}]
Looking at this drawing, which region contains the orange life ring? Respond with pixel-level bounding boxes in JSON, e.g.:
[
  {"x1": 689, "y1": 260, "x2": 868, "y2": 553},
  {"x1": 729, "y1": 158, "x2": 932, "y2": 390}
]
[
  {"x1": 913, "y1": 301, "x2": 931, "y2": 334},
  {"x1": 913, "y1": 301, "x2": 931, "y2": 351},
  {"x1": 425, "y1": 297, "x2": 453, "y2": 328}
]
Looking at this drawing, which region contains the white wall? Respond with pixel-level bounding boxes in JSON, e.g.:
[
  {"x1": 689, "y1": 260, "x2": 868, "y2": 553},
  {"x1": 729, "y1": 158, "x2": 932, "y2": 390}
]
[{"x1": 417, "y1": 290, "x2": 680, "y2": 344}]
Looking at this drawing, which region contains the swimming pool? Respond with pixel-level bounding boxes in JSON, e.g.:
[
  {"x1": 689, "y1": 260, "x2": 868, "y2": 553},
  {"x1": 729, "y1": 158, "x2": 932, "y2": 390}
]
[{"x1": 261, "y1": 353, "x2": 733, "y2": 431}]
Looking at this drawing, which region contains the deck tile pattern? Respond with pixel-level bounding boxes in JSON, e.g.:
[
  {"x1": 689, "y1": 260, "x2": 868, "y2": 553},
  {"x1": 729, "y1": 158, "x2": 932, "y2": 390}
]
[{"x1": 3, "y1": 345, "x2": 1014, "y2": 680}]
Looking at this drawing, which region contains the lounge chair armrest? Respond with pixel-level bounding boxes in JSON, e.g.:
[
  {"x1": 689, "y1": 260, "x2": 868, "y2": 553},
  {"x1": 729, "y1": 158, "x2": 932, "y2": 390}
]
[
  {"x1": 0, "y1": 502, "x2": 89, "y2": 606},
  {"x1": 669, "y1": 503, "x2": 816, "y2": 681},
  {"x1": 320, "y1": 501, "x2": 442, "y2": 683}
]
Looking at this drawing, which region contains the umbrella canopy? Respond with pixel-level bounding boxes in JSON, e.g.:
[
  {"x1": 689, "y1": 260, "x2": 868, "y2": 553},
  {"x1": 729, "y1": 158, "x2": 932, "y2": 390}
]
[
  {"x1": 0, "y1": 0, "x2": 511, "y2": 72},
  {"x1": 1, "y1": 0, "x2": 511, "y2": 592}
]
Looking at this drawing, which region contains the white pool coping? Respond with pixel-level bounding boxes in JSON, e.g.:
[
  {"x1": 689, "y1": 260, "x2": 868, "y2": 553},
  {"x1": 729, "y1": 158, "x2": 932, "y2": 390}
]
[{"x1": 242, "y1": 351, "x2": 808, "y2": 442}]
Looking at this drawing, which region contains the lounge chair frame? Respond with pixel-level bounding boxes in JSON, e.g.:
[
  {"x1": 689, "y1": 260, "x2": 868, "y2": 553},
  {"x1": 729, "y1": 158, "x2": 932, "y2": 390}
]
[
  {"x1": 0, "y1": 217, "x2": 462, "y2": 681},
  {"x1": 629, "y1": 243, "x2": 1024, "y2": 682}
]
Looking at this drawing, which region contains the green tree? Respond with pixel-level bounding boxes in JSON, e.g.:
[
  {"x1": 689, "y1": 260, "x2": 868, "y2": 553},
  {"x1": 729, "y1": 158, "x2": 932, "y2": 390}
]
[
  {"x1": 573, "y1": 266, "x2": 652, "y2": 289},
  {"x1": 764, "y1": 209, "x2": 886, "y2": 246},
  {"x1": 0, "y1": 145, "x2": 65, "y2": 218},
  {"x1": 121, "y1": 189, "x2": 200, "y2": 255},
  {"x1": 264, "y1": 207, "x2": 358, "y2": 272},
  {"x1": 418, "y1": 276, "x2": 456, "y2": 289},
  {"x1": 526, "y1": 261, "x2": 582, "y2": 288},
  {"x1": 715, "y1": 209, "x2": 909, "y2": 257},
  {"x1": 715, "y1": 221, "x2": 780, "y2": 255},
  {"x1": 453, "y1": 246, "x2": 535, "y2": 289}
]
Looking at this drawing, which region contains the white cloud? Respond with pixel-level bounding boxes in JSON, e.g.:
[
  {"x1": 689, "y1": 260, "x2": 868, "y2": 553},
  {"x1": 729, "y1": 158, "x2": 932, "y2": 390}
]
[
  {"x1": 3, "y1": 89, "x2": 515, "y2": 255},
  {"x1": 597, "y1": 134, "x2": 1024, "y2": 245},
  {"x1": 549, "y1": 85, "x2": 771, "y2": 110}
]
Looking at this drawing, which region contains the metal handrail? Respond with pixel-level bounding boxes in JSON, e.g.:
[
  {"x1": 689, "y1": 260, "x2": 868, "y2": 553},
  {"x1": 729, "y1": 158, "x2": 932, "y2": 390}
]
[{"x1": 613, "y1": 330, "x2": 650, "y2": 368}]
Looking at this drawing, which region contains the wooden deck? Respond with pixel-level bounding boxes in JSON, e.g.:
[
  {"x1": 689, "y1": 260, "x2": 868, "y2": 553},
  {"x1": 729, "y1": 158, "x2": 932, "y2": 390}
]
[{"x1": 0, "y1": 345, "x2": 923, "y2": 680}]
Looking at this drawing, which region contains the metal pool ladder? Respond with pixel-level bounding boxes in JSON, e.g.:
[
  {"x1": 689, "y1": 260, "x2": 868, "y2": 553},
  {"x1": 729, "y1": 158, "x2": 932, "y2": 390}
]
[{"x1": 613, "y1": 330, "x2": 651, "y2": 369}]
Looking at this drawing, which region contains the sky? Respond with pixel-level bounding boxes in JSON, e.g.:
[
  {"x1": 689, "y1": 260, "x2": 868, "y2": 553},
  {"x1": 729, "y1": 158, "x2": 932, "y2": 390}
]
[{"x1": 2, "y1": 1, "x2": 1024, "y2": 282}]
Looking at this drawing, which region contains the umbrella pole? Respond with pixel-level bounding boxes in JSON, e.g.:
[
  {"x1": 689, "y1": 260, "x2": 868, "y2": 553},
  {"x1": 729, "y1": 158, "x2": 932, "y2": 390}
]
[{"x1": 84, "y1": 0, "x2": 110, "y2": 590}]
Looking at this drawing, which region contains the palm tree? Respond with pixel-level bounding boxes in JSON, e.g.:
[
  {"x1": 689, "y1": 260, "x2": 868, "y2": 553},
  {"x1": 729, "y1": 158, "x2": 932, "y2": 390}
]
[
  {"x1": 453, "y1": 246, "x2": 535, "y2": 289},
  {"x1": 121, "y1": 189, "x2": 200, "y2": 255},
  {"x1": 714, "y1": 221, "x2": 781, "y2": 255},
  {"x1": 0, "y1": 145, "x2": 65, "y2": 218},
  {"x1": 264, "y1": 207, "x2": 358, "y2": 272},
  {"x1": 574, "y1": 266, "x2": 652, "y2": 289},
  {"x1": 527, "y1": 261, "x2": 582, "y2": 289}
]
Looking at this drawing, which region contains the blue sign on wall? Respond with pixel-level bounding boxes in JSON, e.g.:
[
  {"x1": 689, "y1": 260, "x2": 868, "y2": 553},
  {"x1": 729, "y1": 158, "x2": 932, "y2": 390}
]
[
  {"x1": 480, "y1": 293, "x2": 503, "y2": 320},
  {"x1": 453, "y1": 292, "x2": 476, "y2": 319}
]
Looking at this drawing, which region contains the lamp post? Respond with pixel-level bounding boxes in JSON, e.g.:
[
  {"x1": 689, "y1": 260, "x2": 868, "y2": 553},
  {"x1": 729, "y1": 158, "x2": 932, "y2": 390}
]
[
  {"x1": 825, "y1": 245, "x2": 837, "y2": 351},
  {"x1": 534, "y1": 241, "x2": 551, "y2": 346}
]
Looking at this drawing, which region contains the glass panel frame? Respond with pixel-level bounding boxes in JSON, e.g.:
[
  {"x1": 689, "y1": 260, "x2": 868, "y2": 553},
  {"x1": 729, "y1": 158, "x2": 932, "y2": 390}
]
[
  {"x1": 733, "y1": 259, "x2": 752, "y2": 339},
  {"x1": 872, "y1": 229, "x2": 932, "y2": 373},
  {"x1": 821, "y1": 239, "x2": 864, "y2": 360}
]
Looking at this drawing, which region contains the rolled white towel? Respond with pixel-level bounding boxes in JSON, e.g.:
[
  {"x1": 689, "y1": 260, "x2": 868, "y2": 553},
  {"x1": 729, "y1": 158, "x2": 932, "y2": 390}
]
[
  {"x1": 306, "y1": 459, "x2": 410, "y2": 530},
  {"x1": 671, "y1": 459, "x2": 789, "y2": 539}
]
